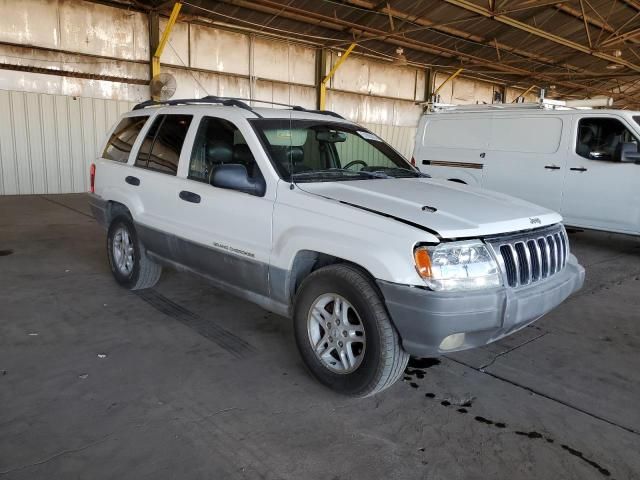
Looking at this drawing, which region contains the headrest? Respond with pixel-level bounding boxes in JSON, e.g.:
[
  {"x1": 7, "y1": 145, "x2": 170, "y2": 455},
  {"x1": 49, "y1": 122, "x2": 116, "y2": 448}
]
[
  {"x1": 286, "y1": 146, "x2": 304, "y2": 165},
  {"x1": 207, "y1": 140, "x2": 233, "y2": 164},
  {"x1": 580, "y1": 125, "x2": 597, "y2": 143},
  {"x1": 233, "y1": 144, "x2": 255, "y2": 165}
]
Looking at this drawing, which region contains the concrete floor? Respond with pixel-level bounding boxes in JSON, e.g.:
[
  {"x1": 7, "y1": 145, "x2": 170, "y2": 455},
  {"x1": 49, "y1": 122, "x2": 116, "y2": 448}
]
[{"x1": 1, "y1": 194, "x2": 639, "y2": 480}]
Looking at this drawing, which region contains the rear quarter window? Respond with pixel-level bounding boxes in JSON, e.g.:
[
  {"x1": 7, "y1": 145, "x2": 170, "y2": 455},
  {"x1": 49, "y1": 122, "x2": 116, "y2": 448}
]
[{"x1": 103, "y1": 116, "x2": 148, "y2": 163}]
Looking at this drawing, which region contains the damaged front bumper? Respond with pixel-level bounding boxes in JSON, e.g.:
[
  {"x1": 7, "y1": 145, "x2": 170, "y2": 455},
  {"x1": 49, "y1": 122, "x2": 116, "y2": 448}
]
[{"x1": 377, "y1": 254, "x2": 585, "y2": 357}]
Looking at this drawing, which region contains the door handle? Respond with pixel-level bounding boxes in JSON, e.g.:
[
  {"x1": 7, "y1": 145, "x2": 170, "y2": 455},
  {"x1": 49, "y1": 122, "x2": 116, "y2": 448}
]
[
  {"x1": 125, "y1": 176, "x2": 140, "y2": 186},
  {"x1": 179, "y1": 190, "x2": 201, "y2": 204},
  {"x1": 570, "y1": 167, "x2": 588, "y2": 172},
  {"x1": 544, "y1": 165, "x2": 561, "y2": 170}
]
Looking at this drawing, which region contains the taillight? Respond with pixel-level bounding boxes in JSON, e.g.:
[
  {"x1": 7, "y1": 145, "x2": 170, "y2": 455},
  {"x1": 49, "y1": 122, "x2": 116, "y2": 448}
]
[
  {"x1": 410, "y1": 157, "x2": 416, "y2": 166},
  {"x1": 90, "y1": 163, "x2": 96, "y2": 193}
]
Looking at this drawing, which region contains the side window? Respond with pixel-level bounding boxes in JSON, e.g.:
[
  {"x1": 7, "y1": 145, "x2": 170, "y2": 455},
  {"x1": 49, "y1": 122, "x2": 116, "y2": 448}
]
[
  {"x1": 135, "y1": 115, "x2": 193, "y2": 174},
  {"x1": 576, "y1": 117, "x2": 639, "y2": 162},
  {"x1": 188, "y1": 117, "x2": 260, "y2": 183},
  {"x1": 103, "y1": 116, "x2": 148, "y2": 162}
]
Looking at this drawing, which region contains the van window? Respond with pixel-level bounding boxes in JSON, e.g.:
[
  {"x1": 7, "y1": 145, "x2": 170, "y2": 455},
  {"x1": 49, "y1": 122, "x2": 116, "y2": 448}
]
[
  {"x1": 135, "y1": 114, "x2": 193, "y2": 174},
  {"x1": 423, "y1": 118, "x2": 489, "y2": 149},
  {"x1": 491, "y1": 117, "x2": 562, "y2": 154},
  {"x1": 576, "y1": 117, "x2": 639, "y2": 162},
  {"x1": 189, "y1": 117, "x2": 261, "y2": 183},
  {"x1": 103, "y1": 116, "x2": 148, "y2": 163}
]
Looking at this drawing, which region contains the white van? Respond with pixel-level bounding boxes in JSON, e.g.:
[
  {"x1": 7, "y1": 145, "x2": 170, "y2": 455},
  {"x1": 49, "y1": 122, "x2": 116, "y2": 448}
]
[{"x1": 413, "y1": 103, "x2": 640, "y2": 236}]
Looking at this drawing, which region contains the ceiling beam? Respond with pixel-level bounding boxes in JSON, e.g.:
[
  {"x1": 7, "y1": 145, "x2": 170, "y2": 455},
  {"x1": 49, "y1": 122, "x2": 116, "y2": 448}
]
[
  {"x1": 443, "y1": 0, "x2": 640, "y2": 72},
  {"x1": 341, "y1": 0, "x2": 587, "y2": 73},
  {"x1": 211, "y1": 0, "x2": 640, "y2": 103}
]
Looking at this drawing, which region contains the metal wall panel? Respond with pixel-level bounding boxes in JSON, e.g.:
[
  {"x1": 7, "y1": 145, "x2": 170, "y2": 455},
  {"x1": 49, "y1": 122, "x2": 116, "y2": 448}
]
[
  {"x1": 58, "y1": 0, "x2": 149, "y2": 61},
  {"x1": 329, "y1": 52, "x2": 421, "y2": 101},
  {"x1": 253, "y1": 37, "x2": 315, "y2": 86},
  {"x1": 160, "y1": 19, "x2": 190, "y2": 67},
  {"x1": 0, "y1": 70, "x2": 148, "y2": 101},
  {"x1": 0, "y1": 90, "x2": 134, "y2": 194},
  {"x1": 0, "y1": 0, "x2": 60, "y2": 48},
  {"x1": 190, "y1": 25, "x2": 249, "y2": 76},
  {"x1": 434, "y1": 72, "x2": 497, "y2": 105}
]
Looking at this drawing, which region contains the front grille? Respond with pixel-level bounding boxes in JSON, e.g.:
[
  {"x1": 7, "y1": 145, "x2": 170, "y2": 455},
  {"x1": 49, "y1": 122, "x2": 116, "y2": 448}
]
[{"x1": 487, "y1": 224, "x2": 569, "y2": 288}]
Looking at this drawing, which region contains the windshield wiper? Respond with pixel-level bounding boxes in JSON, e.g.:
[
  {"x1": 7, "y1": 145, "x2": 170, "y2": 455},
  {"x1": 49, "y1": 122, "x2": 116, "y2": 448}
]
[
  {"x1": 380, "y1": 167, "x2": 430, "y2": 178},
  {"x1": 292, "y1": 168, "x2": 388, "y2": 179}
]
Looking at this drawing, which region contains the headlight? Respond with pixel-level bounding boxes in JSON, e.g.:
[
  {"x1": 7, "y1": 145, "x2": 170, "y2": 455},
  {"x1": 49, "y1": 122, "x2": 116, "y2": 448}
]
[{"x1": 414, "y1": 240, "x2": 501, "y2": 291}]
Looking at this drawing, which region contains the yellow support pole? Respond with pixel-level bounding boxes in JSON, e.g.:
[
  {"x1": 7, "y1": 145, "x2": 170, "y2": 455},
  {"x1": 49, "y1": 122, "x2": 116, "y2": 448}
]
[
  {"x1": 152, "y1": 2, "x2": 182, "y2": 78},
  {"x1": 514, "y1": 84, "x2": 536, "y2": 102},
  {"x1": 319, "y1": 43, "x2": 357, "y2": 110},
  {"x1": 433, "y1": 68, "x2": 463, "y2": 97}
]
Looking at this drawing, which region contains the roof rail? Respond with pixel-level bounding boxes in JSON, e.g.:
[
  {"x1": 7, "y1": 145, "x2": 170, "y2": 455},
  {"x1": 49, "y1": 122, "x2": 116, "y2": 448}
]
[
  {"x1": 132, "y1": 96, "x2": 262, "y2": 117},
  {"x1": 291, "y1": 105, "x2": 345, "y2": 120},
  {"x1": 132, "y1": 96, "x2": 345, "y2": 120}
]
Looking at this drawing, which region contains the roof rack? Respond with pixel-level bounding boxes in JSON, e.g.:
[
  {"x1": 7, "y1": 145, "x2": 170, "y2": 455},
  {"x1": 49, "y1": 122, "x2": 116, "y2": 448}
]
[
  {"x1": 426, "y1": 97, "x2": 613, "y2": 113},
  {"x1": 132, "y1": 96, "x2": 262, "y2": 117},
  {"x1": 132, "y1": 96, "x2": 345, "y2": 120}
]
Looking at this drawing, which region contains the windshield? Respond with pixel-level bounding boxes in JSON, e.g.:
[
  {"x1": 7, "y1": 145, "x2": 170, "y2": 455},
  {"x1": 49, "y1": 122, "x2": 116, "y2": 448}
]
[{"x1": 250, "y1": 119, "x2": 423, "y2": 182}]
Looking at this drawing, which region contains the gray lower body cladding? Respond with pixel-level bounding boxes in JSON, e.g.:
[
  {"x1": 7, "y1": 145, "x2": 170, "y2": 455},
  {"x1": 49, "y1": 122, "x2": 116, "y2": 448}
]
[
  {"x1": 88, "y1": 193, "x2": 108, "y2": 228},
  {"x1": 377, "y1": 256, "x2": 585, "y2": 357}
]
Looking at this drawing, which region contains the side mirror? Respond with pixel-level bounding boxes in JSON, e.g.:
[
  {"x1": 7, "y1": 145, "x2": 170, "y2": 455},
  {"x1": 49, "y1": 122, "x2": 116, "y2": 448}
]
[
  {"x1": 211, "y1": 164, "x2": 266, "y2": 197},
  {"x1": 588, "y1": 151, "x2": 609, "y2": 160},
  {"x1": 615, "y1": 142, "x2": 640, "y2": 163}
]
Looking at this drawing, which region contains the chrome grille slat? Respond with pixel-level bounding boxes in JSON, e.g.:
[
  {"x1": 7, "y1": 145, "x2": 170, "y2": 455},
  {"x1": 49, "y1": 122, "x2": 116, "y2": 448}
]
[
  {"x1": 528, "y1": 239, "x2": 541, "y2": 281},
  {"x1": 509, "y1": 244, "x2": 520, "y2": 287},
  {"x1": 487, "y1": 225, "x2": 569, "y2": 289}
]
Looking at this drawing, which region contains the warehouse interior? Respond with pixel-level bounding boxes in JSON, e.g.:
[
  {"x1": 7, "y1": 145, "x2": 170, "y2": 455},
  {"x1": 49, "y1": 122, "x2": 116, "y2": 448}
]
[{"x1": 1, "y1": 1, "x2": 640, "y2": 479}]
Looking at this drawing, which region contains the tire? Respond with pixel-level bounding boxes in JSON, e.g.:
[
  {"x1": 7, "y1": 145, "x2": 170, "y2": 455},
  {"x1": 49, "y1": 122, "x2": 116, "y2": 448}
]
[
  {"x1": 293, "y1": 264, "x2": 409, "y2": 397},
  {"x1": 107, "y1": 215, "x2": 161, "y2": 290}
]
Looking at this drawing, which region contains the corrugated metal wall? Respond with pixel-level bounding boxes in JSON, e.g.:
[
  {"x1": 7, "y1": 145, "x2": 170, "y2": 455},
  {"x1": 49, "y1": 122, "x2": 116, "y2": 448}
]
[{"x1": 0, "y1": 90, "x2": 133, "y2": 195}]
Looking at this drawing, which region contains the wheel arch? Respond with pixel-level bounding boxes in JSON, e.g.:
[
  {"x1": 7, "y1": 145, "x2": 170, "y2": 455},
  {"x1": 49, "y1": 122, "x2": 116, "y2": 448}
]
[
  {"x1": 105, "y1": 201, "x2": 132, "y2": 225},
  {"x1": 285, "y1": 250, "x2": 379, "y2": 302}
]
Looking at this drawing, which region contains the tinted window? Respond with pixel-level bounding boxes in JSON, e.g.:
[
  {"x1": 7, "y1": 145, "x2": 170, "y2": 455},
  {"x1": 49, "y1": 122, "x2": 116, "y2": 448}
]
[
  {"x1": 189, "y1": 117, "x2": 261, "y2": 183},
  {"x1": 103, "y1": 116, "x2": 148, "y2": 162},
  {"x1": 576, "y1": 117, "x2": 639, "y2": 162},
  {"x1": 135, "y1": 115, "x2": 192, "y2": 174}
]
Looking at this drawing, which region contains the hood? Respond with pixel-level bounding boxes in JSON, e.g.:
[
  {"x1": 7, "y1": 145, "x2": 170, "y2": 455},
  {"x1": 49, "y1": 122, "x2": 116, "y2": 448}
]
[{"x1": 301, "y1": 178, "x2": 562, "y2": 239}]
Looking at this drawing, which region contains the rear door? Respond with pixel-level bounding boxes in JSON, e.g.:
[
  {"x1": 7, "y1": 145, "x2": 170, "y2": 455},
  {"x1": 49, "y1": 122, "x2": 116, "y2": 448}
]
[
  {"x1": 128, "y1": 112, "x2": 196, "y2": 256},
  {"x1": 482, "y1": 114, "x2": 566, "y2": 211},
  {"x1": 561, "y1": 114, "x2": 640, "y2": 233}
]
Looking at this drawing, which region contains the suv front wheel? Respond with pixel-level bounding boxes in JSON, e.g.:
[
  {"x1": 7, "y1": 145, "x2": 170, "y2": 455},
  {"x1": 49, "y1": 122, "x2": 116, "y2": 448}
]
[
  {"x1": 293, "y1": 264, "x2": 409, "y2": 397},
  {"x1": 107, "y1": 215, "x2": 161, "y2": 290}
]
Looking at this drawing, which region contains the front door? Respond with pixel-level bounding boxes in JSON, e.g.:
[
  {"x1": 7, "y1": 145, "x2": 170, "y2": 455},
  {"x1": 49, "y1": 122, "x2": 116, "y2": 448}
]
[
  {"x1": 561, "y1": 114, "x2": 640, "y2": 234},
  {"x1": 170, "y1": 115, "x2": 275, "y2": 297}
]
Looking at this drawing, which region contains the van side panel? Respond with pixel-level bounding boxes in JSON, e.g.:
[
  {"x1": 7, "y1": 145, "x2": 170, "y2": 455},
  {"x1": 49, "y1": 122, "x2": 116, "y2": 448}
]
[
  {"x1": 415, "y1": 116, "x2": 488, "y2": 186},
  {"x1": 481, "y1": 115, "x2": 566, "y2": 211}
]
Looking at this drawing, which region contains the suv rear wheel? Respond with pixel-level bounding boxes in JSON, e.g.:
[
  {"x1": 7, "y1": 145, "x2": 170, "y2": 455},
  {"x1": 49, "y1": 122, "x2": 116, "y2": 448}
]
[
  {"x1": 293, "y1": 264, "x2": 409, "y2": 397},
  {"x1": 107, "y1": 215, "x2": 161, "y2": 290}
]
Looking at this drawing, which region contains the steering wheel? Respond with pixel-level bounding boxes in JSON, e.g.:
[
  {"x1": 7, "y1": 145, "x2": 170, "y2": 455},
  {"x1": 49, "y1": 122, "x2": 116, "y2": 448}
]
[{"x1": 343, "y1": 160, "x2": 368, "y2": 170}]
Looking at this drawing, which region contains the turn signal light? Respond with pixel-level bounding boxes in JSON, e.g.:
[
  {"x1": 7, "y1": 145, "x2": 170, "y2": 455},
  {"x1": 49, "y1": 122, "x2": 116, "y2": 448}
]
[
  {"x1": 414, "y1": 247, "x2": 432, "y2": 278},
  {"x1": 90, "y1": 163, "x2": 96, "y2": 193}
]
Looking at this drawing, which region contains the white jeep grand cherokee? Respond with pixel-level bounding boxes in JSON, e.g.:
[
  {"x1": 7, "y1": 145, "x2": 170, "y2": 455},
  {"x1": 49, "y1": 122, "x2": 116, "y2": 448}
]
[{"x1": 89, "y1": 96, "x2": 585, "y2": 397}]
